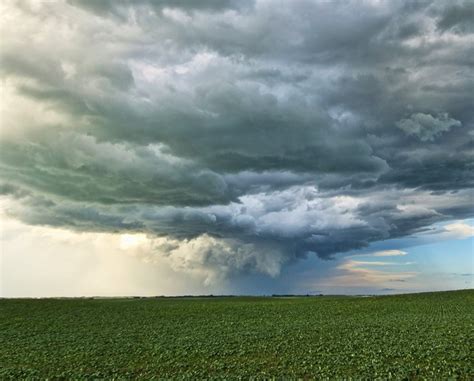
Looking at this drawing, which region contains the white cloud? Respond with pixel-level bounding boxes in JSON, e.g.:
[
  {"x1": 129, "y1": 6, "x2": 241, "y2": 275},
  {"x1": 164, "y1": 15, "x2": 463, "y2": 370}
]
[
  {"x1": 442, "y1": 222, "x2": 474, "y2": 238},
  {"x1": 147, "y1": 234, "x2": 286, "y2": 285}
]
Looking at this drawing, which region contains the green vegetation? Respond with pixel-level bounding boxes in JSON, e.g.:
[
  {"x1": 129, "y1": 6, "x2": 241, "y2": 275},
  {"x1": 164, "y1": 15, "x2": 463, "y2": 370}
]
[{"x1": 1, "y1": 290, "x2": 473, "y2": 379}]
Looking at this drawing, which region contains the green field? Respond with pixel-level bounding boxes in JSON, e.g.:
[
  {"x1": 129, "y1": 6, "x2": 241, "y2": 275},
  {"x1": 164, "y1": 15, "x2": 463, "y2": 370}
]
[{"x1": 1, "y1": 290, "x2": 473, "y2": 379}]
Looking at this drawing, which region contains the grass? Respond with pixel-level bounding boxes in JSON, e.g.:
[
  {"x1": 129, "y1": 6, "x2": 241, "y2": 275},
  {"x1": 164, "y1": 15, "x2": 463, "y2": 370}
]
[{"x1": 1, "y1": 289, "x2": 473, "y2": 379}]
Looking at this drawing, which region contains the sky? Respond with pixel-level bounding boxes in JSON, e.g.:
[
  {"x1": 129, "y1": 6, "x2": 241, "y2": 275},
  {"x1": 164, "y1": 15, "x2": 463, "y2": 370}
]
[{"x1": 0, "y1": 0, "x2": 473, "y2": 297}]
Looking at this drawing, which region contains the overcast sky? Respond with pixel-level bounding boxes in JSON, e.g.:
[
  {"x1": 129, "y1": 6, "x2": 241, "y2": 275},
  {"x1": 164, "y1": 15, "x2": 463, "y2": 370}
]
[{"x1": 1, "y1": 0, "x2": 473, "y2": 296}]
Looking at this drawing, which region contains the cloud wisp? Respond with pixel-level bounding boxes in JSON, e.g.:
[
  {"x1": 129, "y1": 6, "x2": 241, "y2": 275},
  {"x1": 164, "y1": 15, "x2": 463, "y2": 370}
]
[{"x1": 372, "y1": 250, "x2": 408, "y2": 257}]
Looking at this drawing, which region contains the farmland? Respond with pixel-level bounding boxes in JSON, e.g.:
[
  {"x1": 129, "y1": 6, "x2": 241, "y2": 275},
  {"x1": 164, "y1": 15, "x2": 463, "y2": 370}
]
[{"x1": 1, "y1": 290, "x2": 473, "y2": 379}]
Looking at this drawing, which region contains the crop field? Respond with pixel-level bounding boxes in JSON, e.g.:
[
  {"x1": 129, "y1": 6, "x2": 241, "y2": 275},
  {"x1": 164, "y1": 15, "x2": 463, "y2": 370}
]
[{"x1": 1, "y1": 290, "x2": 473, "y2": 379}]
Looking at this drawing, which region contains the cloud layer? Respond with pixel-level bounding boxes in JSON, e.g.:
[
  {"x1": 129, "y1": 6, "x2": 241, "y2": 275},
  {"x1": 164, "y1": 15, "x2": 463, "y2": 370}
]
[{"x1": 1, "y1": 0, "x2": 473, "y2": 283}]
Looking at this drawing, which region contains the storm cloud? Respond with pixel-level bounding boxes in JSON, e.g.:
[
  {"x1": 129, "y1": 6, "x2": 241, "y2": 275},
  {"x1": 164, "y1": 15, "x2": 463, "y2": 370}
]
[{"x1": 1, "y1": 0, "x2": 473, "y2": 281}]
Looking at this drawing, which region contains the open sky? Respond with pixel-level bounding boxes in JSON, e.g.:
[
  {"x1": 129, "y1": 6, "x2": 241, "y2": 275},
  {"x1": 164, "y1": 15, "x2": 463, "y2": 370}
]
[{"x1": 1, "y1": 0, "x2": 473, "y2": 297}]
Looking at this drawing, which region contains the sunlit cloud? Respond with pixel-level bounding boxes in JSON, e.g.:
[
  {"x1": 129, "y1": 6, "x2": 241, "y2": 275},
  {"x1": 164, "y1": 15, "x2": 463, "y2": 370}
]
[
  {"x1": 372, "y1": 250, "x2": 408, "y2": 257},
  {"x1": 442, "y1": 222, "x2": 474, "y2": 239},
  {"x1": 330, "y1": 259, "x2": 418, "y2": 288},
  {"x1": 119, "y1": 233, "x2": 149, "y2": 250}
]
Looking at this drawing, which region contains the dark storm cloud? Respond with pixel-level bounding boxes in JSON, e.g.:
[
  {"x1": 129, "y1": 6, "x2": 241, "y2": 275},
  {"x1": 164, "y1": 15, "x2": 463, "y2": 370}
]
[
  {"x1": 436, "y1": 1, "x2": 474, "y2": 34},
  {"x1": 1, "y1": 0, "x2": 473, "y2": 277}
]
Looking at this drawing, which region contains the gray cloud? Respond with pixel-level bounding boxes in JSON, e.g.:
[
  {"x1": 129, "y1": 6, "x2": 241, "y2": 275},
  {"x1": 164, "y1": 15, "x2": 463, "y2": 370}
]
[
  {"x1": 436, "y1": 1, "x2": 474, "y2": 34},
  {"x1": 396, "y1": 113, "x2": 462, "y2": 141},
  {"x1": 1, "y1": 0, "x2": 473, "y2": 281}
]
